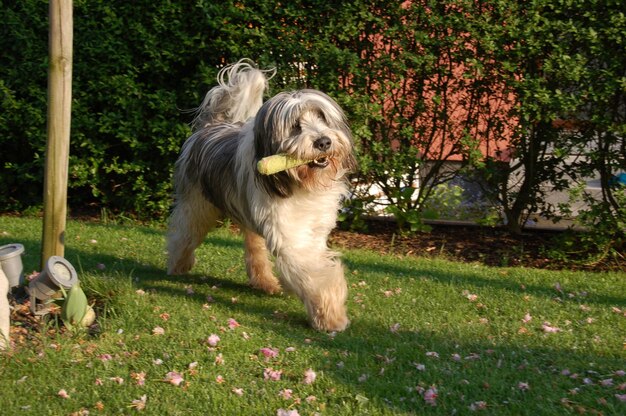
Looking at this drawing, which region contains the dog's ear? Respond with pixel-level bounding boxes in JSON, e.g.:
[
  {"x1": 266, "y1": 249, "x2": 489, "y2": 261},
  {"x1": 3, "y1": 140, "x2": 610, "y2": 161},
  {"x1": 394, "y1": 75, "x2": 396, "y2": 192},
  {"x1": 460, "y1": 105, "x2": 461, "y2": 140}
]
[{"x1": 253, "y1": 98, "x2": 294, "y2": 198}]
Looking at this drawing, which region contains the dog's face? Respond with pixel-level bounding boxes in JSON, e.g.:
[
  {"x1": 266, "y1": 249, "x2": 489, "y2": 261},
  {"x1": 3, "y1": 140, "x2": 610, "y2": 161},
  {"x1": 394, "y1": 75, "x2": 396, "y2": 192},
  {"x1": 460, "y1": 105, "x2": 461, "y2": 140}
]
[{"x1": 254, "y1": 90, "x2": 356, "y2": 196}]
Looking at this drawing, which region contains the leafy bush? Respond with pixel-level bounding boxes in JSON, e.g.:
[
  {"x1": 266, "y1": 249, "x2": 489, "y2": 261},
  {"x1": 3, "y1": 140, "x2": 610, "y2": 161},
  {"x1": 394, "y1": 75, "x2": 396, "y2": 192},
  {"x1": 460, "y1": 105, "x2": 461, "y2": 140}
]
[
  {"x1": 0, "y1": 1, "x2": 353, "y2": 219},
  {"x1": 1, "y1": 0, "x2": 623, "y2": 250}
]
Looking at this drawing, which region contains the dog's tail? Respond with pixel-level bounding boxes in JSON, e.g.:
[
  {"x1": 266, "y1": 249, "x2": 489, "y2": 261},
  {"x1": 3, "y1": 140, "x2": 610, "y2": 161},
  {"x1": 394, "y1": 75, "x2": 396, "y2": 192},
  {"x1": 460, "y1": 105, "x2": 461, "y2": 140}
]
[{"x1": 191, "y1": 59, "x2": 275, "y2": 131}]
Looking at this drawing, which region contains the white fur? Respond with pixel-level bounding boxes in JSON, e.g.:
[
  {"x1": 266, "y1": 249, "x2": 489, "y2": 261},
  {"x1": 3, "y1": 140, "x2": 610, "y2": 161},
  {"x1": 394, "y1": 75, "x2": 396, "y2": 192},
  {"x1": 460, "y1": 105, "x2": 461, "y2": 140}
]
[{"x1": 167, "y1": 60, "x2": 355, "y2": 331}]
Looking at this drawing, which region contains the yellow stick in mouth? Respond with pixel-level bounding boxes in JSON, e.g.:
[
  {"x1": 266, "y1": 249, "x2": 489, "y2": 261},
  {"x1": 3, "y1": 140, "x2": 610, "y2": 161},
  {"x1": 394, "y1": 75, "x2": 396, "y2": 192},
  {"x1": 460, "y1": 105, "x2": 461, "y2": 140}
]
[{"x1": 257, "y1": 154, "x2": 312, "y2": 175}]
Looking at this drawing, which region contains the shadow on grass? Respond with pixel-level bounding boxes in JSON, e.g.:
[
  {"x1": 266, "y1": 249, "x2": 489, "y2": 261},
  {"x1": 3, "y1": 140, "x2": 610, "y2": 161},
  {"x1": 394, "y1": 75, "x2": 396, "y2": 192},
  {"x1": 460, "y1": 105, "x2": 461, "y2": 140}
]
[
  {"x1": 342, "y1": 255, "x2": 626, "y2": 307},
  {"x1": 2, "y1": 231, "x2": 624, "y2": 415}
]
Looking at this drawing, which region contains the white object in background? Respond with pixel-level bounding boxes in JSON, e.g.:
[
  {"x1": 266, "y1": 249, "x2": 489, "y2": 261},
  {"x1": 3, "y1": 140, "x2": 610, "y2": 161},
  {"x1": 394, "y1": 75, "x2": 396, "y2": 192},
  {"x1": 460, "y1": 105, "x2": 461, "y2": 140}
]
[
  {"x1": 0, "y1": 243, "x2": 25, "y2": 287},
  {"x1": 0, "y1": 268, "x2": 10, "y2": 350}
]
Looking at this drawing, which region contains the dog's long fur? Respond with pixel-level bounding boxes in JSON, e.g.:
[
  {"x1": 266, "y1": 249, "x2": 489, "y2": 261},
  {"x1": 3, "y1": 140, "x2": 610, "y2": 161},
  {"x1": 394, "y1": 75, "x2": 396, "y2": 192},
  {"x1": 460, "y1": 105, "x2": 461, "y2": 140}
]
[{"x1": 167, "y1": 60, "x2": 356, "y2": 331}]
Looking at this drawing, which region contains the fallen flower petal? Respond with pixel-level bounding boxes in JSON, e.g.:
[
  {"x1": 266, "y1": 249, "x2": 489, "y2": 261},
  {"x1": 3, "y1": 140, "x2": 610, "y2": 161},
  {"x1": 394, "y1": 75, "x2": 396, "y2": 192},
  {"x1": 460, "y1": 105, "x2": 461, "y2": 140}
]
[
  {"x1": 518, "y1": 381, "x2": 530, "y2": 391},
  {"x1": 277, "y1": 409, "x2": 300, "y2": 416},
  {"x1": 541, "y1": 322, "x2": 561, "y2": 333},
  {"x1": 615, "y1": 394, "x2": 626, "y2": 402},
  {"x1": 469, "y1": 401, "x2": 487, "y2": 411},
  {"x1": 207, "y1": 334, "x2": 220, "y2": 347},
  {"x1": 600, "y1": 378, "x2": 613, "y2": 387},
  {"x1": 423, "y1": 387, "x2": 437, "y2": 406},
  {"x1": 130, "y1": 395, "x2": 147, "y2": 411},
  {"x1": 413, "y1": 362, "x2": 426, "y2": 371},
  {"x1": 152, "y1": 326, "x2": 165, "y2": 336},
  {"x1": 260, "y1": 347, "x2": 279, "y2": 360},
  {"x1": 232, "y1": 387, "x2": 244, "y2": 396},
  {"x1": 214, "y1": 353, "x2": 224, "y2": 365},
  {"x1": 264, "y1": 367, "x2": 282, "y2": 381},
  {"x1": 58, "y1": 389, "x2": 70, "y2": 399},
  {"x1": 279, "y1": 389, "x2": 293, "y2": 399},
  {"x1": 131, "y1": 372, "x2": 146, "y2": 386},
  {"x1": 109, "y1": 376, "x2": 124, "y2": 385},
  {"x1": 227, "y1": 318, "x2": 240, "y2": 329},
  {"x1": 164, "y1": 371, "x2": 184, "y2": 386},
  {"x1": 303, "y1": 368, "x2": 317, "y2": 385}
]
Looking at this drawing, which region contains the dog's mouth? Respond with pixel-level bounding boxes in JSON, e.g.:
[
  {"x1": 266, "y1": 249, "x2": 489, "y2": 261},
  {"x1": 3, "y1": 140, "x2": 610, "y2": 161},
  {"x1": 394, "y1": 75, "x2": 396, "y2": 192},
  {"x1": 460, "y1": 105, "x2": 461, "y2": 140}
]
[{"x1": 309, "y1": 157, "x2": 330, "y2": 168}]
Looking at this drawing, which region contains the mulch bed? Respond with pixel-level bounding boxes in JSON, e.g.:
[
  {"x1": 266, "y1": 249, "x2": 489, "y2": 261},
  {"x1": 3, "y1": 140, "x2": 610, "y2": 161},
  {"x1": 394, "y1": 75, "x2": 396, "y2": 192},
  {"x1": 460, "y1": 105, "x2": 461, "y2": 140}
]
[{"x1": 329, "y1": 219, "x2": 625, "y2": 272}]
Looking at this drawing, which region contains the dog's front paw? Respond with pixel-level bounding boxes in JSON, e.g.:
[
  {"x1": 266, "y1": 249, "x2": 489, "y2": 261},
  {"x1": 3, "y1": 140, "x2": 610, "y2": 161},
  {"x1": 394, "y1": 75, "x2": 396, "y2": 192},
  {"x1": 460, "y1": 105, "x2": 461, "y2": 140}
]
[
  {"x1": 249, "y1": 277, "x2": 283, "y2": 295},
  {"x1": 311, "y1": 307, "x2": 350, "y2": 332},
  {"x1": 167, "y1": 255, "x2": 195, "y2": 275}
]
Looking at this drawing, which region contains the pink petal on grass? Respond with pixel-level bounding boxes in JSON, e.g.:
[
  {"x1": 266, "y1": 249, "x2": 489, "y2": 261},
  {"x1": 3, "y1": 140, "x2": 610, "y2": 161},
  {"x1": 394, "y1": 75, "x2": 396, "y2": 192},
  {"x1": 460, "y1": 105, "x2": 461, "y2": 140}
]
[
  {"x1": 214, "y1": 353, "x2": 224, "y2": 365},
  {"x1": 164, "y1": 371, "x2": 184, "y2": 387},
  {"x1": 277, "y1": 409, "x2": 300, "y2": 416},
  {"x1": 412, "y1": 362, "x2": 426, "y2": 371},
  {"x1": 303, "y1": 368, "x2": 317, "y2": 385},
  {"x1": 58, "y1": 389, "x2": 70, "y2": 399},
  {"x1": 109, "y1": 376, "x2": 124, "y2": 385},
  {"x1": 423, "y1": 387, "x2": 438, "y2": 406},
  {"x1": 131, "y1": 372, "x2": 146, "y2": 386},
  {"x1": 469, "y1": 401, "x2": 487, "y2": 411},
  {"x1": 279, "y1": 389, "x2": 293, "y2": 399},
  {"x1": 232, "y1": 387, "x2": 244, "y2": 396},
  {"x1": 264, "y1": 368, "x2": 283, "y2": 381},
  {"x1": 152, "y1": 326, "x2": 165, "y2": 336},
  {"x1": 260, "y1": 347, "x2": 279, "y2": 360},
  {"x1": 600, "y1": 378, "x2": 614, "y2": 387},
  {"x1": 207, "y1": 334, "x2": 221, "y2": 347},
  {"x1": 615, "y1": 394, "x2": 626, "y2": 402},
  {"x1": 541, "y1": 322, "x2": 561, "y2": 333},
  {"x1": 518, "y1": 382, "x2": 530, "y2": 391},
  {"x1": 227, "y1": 318, "x2": 240, "y2": 329},
  {"x1": 130, "y1": 395, "x2": 147, "y2": 411}
]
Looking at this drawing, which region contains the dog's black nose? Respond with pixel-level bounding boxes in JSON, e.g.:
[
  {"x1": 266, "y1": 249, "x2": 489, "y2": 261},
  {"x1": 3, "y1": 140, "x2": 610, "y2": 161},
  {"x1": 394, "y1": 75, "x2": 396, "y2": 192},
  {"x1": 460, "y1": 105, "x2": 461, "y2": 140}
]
[{"x1": 314, "y1": 137, "x2": 332, "y2": 152}]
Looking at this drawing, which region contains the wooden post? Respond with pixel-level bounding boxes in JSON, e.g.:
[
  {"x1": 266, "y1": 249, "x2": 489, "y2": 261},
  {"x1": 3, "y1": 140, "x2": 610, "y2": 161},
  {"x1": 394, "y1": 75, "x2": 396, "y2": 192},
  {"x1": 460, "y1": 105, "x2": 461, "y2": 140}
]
[{"x1": 42, "y1": 0, "x2": 73, "y2": 268}]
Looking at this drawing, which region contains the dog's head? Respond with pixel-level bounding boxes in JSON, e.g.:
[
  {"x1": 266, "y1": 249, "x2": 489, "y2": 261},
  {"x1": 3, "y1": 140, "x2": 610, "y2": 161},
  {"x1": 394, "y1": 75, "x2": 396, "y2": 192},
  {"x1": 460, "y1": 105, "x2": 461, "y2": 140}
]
[{"x1": 254, "y1": 90, "x2": 356, "y2": 196}]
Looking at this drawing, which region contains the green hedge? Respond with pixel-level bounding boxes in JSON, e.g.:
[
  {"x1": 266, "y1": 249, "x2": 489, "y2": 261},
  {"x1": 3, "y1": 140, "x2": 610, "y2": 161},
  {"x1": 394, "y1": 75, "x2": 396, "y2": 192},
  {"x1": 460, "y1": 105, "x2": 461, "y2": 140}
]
[
  {"x1": 0, "y1": 0, "x2": 355, "y2": 218},
  {"x1": 1, "y1": 0, "x2": 624, "y2": 241}
]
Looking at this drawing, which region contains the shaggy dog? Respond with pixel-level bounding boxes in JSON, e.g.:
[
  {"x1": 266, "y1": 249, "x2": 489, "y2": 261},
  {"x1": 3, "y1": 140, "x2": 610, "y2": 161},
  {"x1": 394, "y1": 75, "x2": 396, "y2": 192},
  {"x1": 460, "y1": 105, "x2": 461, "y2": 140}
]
[{"x1": 166, "y1": 60, "x2": 356, "y2": 331}]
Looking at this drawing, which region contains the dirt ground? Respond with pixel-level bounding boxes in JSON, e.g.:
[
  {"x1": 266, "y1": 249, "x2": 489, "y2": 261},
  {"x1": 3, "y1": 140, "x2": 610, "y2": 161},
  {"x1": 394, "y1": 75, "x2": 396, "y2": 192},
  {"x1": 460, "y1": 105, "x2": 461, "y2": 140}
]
[{"x1": 329, "y1": 220, "x2": 625, "y2": 272}]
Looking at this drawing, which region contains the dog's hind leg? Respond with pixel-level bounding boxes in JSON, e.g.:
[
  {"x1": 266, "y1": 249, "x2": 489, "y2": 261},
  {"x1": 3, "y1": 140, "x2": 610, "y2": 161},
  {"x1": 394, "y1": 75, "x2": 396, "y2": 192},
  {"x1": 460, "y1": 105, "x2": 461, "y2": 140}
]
[
  {"x1": 167, "y1": 189, "x2": 220, "y2": 275},
  {"x1": 244, "y1": 230, "x2": 281, "y2": 294}
]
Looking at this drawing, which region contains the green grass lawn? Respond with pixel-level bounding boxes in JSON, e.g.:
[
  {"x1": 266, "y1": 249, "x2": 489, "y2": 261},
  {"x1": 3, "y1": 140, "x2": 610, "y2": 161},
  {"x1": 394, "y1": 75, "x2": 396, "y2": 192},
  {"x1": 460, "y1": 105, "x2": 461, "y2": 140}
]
[{"x1": 1, "y1": 216, "x2": 625, "y2": 415}]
